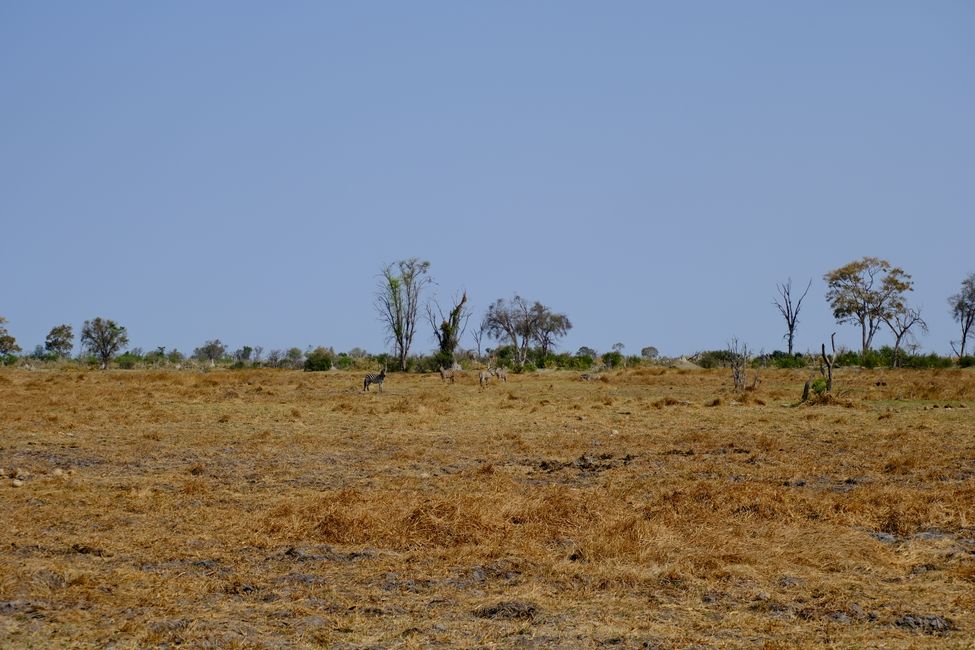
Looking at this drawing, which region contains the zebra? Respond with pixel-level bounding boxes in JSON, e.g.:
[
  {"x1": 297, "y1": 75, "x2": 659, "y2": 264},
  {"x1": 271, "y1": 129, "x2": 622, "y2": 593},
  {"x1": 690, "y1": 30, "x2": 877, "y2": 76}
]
[
  {"x1": 491, "y1": 367, "x2": 507, "y2": 383},
  {"x1": 439, "y1": 365, "x2": 455, "y2": 383},
  {"x1": 363, "y1": 365, "x2": 386, "y2": 392},
  {"x1": 479, "y1": 369, "x2": 492, "y2": 388}
]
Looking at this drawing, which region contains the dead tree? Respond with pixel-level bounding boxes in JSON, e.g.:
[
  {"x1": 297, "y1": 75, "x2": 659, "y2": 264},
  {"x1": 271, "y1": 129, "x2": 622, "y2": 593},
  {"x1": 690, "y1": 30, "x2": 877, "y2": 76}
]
[
  {"x1": 728, "y1": 338, "x2": 750, "y2": 392},
  {"x1": 750, "y1": 351, "x2": 766, "y2": 390},
  {"x1": 773, "y1": 278, "x2": 812, "y2": 355},
  {"x1": 820, "y1": 332, "x2": 836, "y2": 393},
  {"x1": 883, "y1": 306, "x2": 927, "y2": 368}
]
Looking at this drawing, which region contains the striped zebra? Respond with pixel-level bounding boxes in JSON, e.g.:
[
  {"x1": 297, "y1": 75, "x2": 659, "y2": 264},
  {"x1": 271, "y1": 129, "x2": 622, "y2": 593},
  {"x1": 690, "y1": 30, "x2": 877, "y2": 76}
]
[
  {"x1": 439, "y1": 366, "x2": 455, "y2": 383},
  {"x1": 363, "y1": 366, "x2": 386, "y2": 392},
  {"x1": 479, "y1": 369, "x2": 492, "y2": 388},
  {"x1": 492, "y1": 367, "x2": 507, "y2": 383}
]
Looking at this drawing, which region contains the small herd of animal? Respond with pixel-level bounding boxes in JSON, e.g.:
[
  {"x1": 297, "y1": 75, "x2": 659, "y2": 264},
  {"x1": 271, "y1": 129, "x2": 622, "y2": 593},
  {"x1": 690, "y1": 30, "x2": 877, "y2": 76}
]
[
  {"x1": 361, "y1": 365, "x2": 509, "y2": 392},
  {"x1": 442, "y1": 365, "x2": 508, "y2": 387}
]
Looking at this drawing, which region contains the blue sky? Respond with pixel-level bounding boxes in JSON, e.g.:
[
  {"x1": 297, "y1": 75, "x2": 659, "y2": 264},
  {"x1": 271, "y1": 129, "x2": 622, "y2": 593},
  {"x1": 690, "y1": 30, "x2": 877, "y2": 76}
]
[{"x1": 2, "y1": 2, "x2": 973, "y2": 358}]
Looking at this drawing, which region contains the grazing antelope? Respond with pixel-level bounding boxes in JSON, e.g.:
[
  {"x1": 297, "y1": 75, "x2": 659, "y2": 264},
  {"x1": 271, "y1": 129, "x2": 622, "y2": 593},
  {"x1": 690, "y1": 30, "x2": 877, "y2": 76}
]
[
  {"x1": 439, "y1": 365, "x2": 456, "y2": 383},
  {"x1": 363, "y1": 365, "x2": 386, "y2": 392}
]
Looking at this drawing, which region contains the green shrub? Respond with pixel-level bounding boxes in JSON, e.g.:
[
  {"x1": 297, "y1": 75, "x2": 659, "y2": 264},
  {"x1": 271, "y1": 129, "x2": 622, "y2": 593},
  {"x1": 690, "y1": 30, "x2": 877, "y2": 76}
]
[
  {"x1": 811, "y1": 377, "x2": 828, "y2": 396},
  {"x1": 899, "y1": 353, "x2": 952, "y2": 369},
  {"x1": 304, "y1": 347, "x2": 334, "y2": 372},
  {"x1": 767, "y1": 350, "x2": 808, "y2": 369},
  {"x1": 333, "y1": 353, "x2": 356, "y2": 370},
  {"x1": 115, "y1": 352, "x2": 141, "y2": 369},
  {"x1": 959, "y1": 356, "x2": 975, "y2": 368},
  {"x1": 601, "y1": 351, "x2": 624, "y2": 368},
  {"x1": 553, "y1": 353, "x2": 592, "y2": 370},
  {"x1": 695, "y1": 350, "x2": 734, "y2": 369},
  {"x1": 835, "y1": 349, "x2": 885, "y2": 368}
]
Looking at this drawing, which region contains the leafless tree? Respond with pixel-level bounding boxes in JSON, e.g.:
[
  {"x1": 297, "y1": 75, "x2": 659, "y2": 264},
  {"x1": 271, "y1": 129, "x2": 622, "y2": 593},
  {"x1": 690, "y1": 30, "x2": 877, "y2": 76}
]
[
  {"x1": 470, "y1": 321, "x2": 488, "y2": 360},
  {"x1": 482, "y1": 295, "x2": 570, "y2": 368},
  {"x1": 884, "y1": 306, "x2": 927, "y2": 368},
  {"x1": 821, "y1": 332, "x2": 836, "y2": 393},
  {"x1": 375, "y1": 258, "x2": 432, "y2": 371},
  {"x1": 773, "y1": 278, "x2": 812, "y2": 355},
  {"x1": 483, "y1": 295, "x2": 541, "y2": 368},
  {"x1": 727, "y1": 337, "x2": 750, "y2": 391}
]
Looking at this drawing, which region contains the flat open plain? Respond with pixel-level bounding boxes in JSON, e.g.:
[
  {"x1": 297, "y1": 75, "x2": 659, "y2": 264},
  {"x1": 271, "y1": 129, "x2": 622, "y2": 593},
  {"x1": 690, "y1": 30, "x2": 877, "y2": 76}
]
[{"x1": 1, "y1": 366, "x2": 973, "y2": 648}]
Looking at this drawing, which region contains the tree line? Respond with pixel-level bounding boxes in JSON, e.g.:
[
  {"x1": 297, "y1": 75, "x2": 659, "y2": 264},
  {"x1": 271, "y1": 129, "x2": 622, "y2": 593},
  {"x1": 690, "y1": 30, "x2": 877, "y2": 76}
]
[{"x1": 1, "y1": 257, "x2": 974, "y2": 370}]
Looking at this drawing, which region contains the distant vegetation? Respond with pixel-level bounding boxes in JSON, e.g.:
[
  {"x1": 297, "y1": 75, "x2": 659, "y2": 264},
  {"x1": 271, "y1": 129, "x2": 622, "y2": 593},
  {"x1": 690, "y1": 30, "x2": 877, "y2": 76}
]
[{"x1": 1, "y1": 262, "x2": 973, "y2": 372}]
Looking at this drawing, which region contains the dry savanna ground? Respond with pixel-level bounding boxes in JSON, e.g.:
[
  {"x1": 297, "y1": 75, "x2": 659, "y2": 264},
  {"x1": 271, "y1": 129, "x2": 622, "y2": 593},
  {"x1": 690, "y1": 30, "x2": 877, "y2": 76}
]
[{"x1": 1, "y1": 365, "x2": 974, "y2": 649}]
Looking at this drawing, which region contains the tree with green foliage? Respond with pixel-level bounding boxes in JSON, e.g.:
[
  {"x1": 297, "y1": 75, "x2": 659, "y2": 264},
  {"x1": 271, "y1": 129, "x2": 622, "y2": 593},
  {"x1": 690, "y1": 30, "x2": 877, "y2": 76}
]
[
  {"x1": 375, "y1": 258, "x2": 432, "y2": 371},
  {"x1": 45, "y1": 324, "x2": 74, "y2": 357},
  {"x1": 641, "y1": 346, "x2": 659, "y2": 360},
  {"x1": 533, "y1": 310, "x2": 572, "y2": 359},
  {"x1": 194, "y1": 340, "x2": 226, "y2": 366},
  {"x1": 304, "y1": 347, "x2": 334, "y2": 371},
  {"x1": 81, "y1": 317, "x2": 129, "y2": 369},
  {"x1": 0, "y1": 316, "x2": 21, "y2": 362},
  {"x1": 428, "y1": 291, "x2": 470, "y2": 369},
  {"x1": 285, "y1": 347, "x2": 304, "y2": 369},
  {"x1": 576, "y1": 346, "x2": 598, "y2": 359},
  {"x1": 824, "y1": 257, "x2": 913, "y2": 356},
  {"x1": 949, "y1": 272, "x2": 975, "y2": 358}
]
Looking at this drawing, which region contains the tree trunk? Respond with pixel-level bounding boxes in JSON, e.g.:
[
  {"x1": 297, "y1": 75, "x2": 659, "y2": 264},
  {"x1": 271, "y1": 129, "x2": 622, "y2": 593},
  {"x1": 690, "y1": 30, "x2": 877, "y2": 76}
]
[{"x1": 787, "y1": 332, "x2": 794, "y2": 356}]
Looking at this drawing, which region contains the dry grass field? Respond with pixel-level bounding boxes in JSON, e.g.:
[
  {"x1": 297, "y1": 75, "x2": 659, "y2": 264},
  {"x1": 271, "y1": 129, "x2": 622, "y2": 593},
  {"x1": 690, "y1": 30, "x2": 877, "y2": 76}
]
[{"x1": 1, "y1": 366, "x2": 974, "y2": 649}]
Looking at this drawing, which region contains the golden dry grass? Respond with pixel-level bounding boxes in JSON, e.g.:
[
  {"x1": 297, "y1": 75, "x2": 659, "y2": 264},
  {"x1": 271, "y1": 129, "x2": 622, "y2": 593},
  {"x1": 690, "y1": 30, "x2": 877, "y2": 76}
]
[{"x1": 1, "y1": 366, "x2": 974, "y2": 648}]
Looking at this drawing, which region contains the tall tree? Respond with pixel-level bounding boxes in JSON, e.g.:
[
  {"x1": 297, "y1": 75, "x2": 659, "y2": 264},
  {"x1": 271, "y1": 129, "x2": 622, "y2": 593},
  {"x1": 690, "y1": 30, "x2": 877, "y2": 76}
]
[
  {"x1": 483, "y1": 295, "x2": 569, "y2": 367},
  {"x1": 0, "y1": 316, "x2": 21, "y2": 361},
  {"x1": 81, "y1": 317, "x2": 129, "y2": 369},
  {"x1": 483, "y1": 295, "x2": 540, "y2": 368},
  {"x1": 824, "y1": 257, "x2": 913, "y2": 356},
  {"x1": 884, "y1": 306, "x2": 927, "y2": 368},
  {"x1": 375, "y1": 258, "x2": 432, "y2": 371},
  {"x1": 533, "y1": 310, "x2": 572, "y2": 358},
  {"x1": 772, "y1": 278, "x2": 812, "y2": 355},
  {"x1": 470, "y1": 320, "x2": 488, "y2": 360},
  {"x1": 45, "y1": 324, "x2": 75, "y2": 357},
  {"x1": 949, "y1": 272, "x2": 975, "y2": 357},
  {"x1": 427, "y1": 291, "x2": 470, "y2": 368}
]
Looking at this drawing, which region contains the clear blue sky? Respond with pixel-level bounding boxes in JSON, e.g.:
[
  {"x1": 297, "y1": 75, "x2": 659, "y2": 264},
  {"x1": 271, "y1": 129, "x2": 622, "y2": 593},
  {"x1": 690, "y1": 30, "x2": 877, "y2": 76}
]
[{"x1": 2, "y1": 2, "x2": 973, "y2": 358}]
